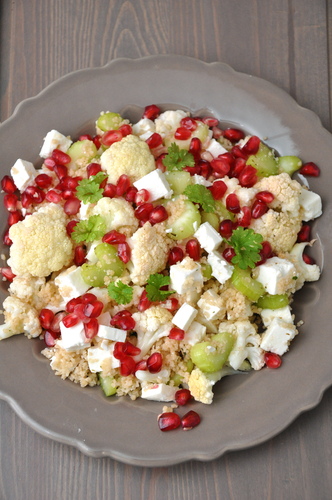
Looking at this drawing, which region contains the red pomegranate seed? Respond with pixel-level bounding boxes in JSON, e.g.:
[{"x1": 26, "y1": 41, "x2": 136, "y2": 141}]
[
  {"x1": 111, "y1": 311, "x2": 135, "y2": 330},
  {"x1": 261, "y1": 241, "x2": 272, "y2": 258},
  {"x1": 158, "y1": 412, "x2": 181, "y2": 431},
  {"x1": 4, "y1": 194, "x2": 18, "y2": 212},
  {"x1": 79, "y1": 134, "x2": 92, "y2": 141},
  {"x1": 66, "y1": 220, "x2": 78, "y2": 237},
  {"x1": 231, "y1": 145, "x2": 248, "y2": 160},
  {"x1": 3, "y1": 229, "x2": 12, "y2": 246},
  {"x1": 223, "y1": 247, "x2": 236, "y2": 263},
  {"x1": 50, "y1": 312, "x2": 67, "y2": 333},
  {"x1": 149, "y1": 205, "x2": 168, "y2": 225},
  {"x1": 125, "y1": 186, "x2": 137, "y2": 202},
  {"x1": 74, "y1": 304, "x2": 90, "y2": 323},
  {"x1": 251, "y1": 199, "x2": 268, "y2": 219},
  {"x1": 186, "y1": 239, "x2": 200, "y2": 261},
  {"x1": 297, "y1": 224, "x2": 311, "y2": 243},
  {"x1": 156, "y1": 154, "x2": 166, "y2": 172},
  {"x1": 66, "y1": 297, "x2": 82, "y2": 313},
  {"x1": 84, "y1": 318, "x2": 99, "y2": 339},
  {"x1": 135, "y1": 189, "x2": 150, "y2": 205},
  {"x1": 224, "y1": 128, "x2": 245, "y2": 142},
  {"x1": 169, "y1": 247, "x2": 184, "y2": 266},
  {"x1": 81, "y1": 293, "x2": 97, "y2": 305},
  {"x1": 175, "y1": 388, "x2": 191, "y2": 405},
  {"x1": 101, "y1": 130, "x2": 123, "y2": 147},
  {"x1": 210, "y1": 180, "x2": 227, "y2": 200},
  {"x1": 256, "y1": 191, "x2": 274, "y2": 204},
  {"x1": 39, "y1": 309, "x2": 55, "y2": 329},
  {"x1": 161, "y1": 298, "x2": 179, "y2": 312},
  {"x1": 226, "y1": 193, "x2": 241, "y2": 213},
  {"x1": 210, "y1": 158, "x2": 230, "y2": 176},
  {"x1": 54, "y1": 164, "x2": 68, "y2": 181},
  {"x1": 83, "y1": 300, "x2": 104, "y2": 318},
  {"x1": 117, "y1": 242, "x2": 131, "y2": 264},
  {"x1": 52, "y1": 149, "x2": 71, "y2": 164},
  {"x1": 239, "y1": 165, "x2": 258, "y2": 188},
  {"x1": 64, "y1": 197, "x2": 81, "y2": 215},
  {"x1": 146, "y1": 133, "x2": 163, "y2": 149},
  {"x1": 264, "y1": 352, "x2": 282, "y2": 369},
  {"x1": 8, "y1": 211, "x2": 22, "y2": 226},
  {"x1": 44, "y1": 330, "x2": 58, "y2": 347},
  {"x1": 1, "y1": 176, "x2": 17, "y2": 194},
  {"x1": 188, "y1": 137, "x2": 202, "y2": 160},
  {"x1": 116, "y1": 174, "x2": 130, "y2": 196},
  {"x1": 74, "y1": 245, "x2": 86, "y2": 266},
  {"x1": 202, "y1": 116, "x2": 218, "y2": 127},
  {"x1": 120, "y1": 355, "x2": 136, "y2": 376},
  {"x1": 0, "y1": 267, "x2": 15, "y2": 282},
  {"x1": 184, "y1": 165, "x2": 202, "y2": 176},
  {"x1": 62, "y1": 176, "x2": 81, "y2": 191},
  {"x1": 87, "y1": 163, "x2": 101, "y2": 178},
  {"x1": 44, "y1": 157, "x2": 58, "y2": 170},
  {"x1": 181, "y1": 410, "x2": 201, "y2": 430},
  {"x1": 62, "y1": 189, "x2": 76, "y2": 200},
  {"x1": 242, "y1": 136, "x2": 260, "y2": 156},
  {"x1": 212, "y1": 126, "x2": 223, "y2": 139},
  {"x1": 255, "y1": 251, "x2": 267, "y2": 267},
  {"x1": 147, "y1": 352, "x2": 163, "y2": 373},
  {"x1": 180, "y1": 117, "x2": 197, "y2": 131},
  {"x1": 113, "y1": 342, "x2": 126, "y2": 360},
  {"x1": 35, "y1": 173, "x2": 53, "y2": 189},
  {"x1": 231, "y1": 158, "x2": 246, "y2": 178},
  {"x1": 103, "y1": 183, "x2": 117, "y2": 198},
  {"x1": 102, "y1": 230, "x2": 126, "y2": 245},
  {"x1": 93, "y1": 135, "x2": 101, "y2": 149},
  {"x1": 169, "y1": 327, "x2": 185, "y2": 340},
  {"x1": 119, "y1": 124, "x2": 132, "y2": 137},
  {"x1": 174, "y1": 127, "x2": 191, "y2": 141},
  {"x1": 135, "y1": 202, "x2": 154, "y2": 221},
  {"x1": 198, "y1": 159, "x2": 212, "y2": 179},
  {"x1": 238, "y1": 206, "x2": 251, "y2": 227},
  {"x1": 219, "y1": 219, "x2": 233, "y2": 239},
  {"x1": 25, "y1": 186, "x2": 45, "y2": 204},
  {"x1": 143, "y1": 104, "x2": 160, "y2": 120},
  {"x1": 62, "y1": 313, "x2": 79, "y2": 328},
  {"x1": 138, "y1": 290, "x2": 152, "y2": 312},
  {"x1": 303, "y1": 253, "x2": 315, "y2": 265},
  {"x1": 45, "y1": 189, "x2": 61, "y2": 203},
  {"x1": 299, "y1": 162, "x2": 320, "y2": 177},
  {"x1": 123, "y1": 341, "x2": 141, "y2": 356},
  {"x1": 135, "y1": 359, "x2": 148, "y2": 373},
  {"x1": 20, "y1": 191, "x2": 32, "y2": 208}
]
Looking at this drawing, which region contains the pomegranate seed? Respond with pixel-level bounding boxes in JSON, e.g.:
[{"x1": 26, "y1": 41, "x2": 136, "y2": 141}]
[
  {"x1": 45, "y1": 190, "x2": 61, "y2": 203},
  {"x1": 188, "y1": 137, "x2": 201, "y2": 161},
  {"x1": 117, "y1": 242, "x2": 131, "y2": 264},
  {"x1": 123, "y1": 341, "x2": 141, "y2": 356},
  {"x1": 180, "y1": 117, "x2": 197, "y2": 131},
  {"x1": 119, "y1": 124, "x2": 132, "y2": 137},
  {"x1": 143, "y1": 104, "x2": 160, "y2": 120},
  {"x1": 184, "y1": 165, "x2": 202, "y2": 176},
  {"x1": 93, "y1": 135, "x2": 101, "y2": 149},
  {"x1": 138, "y1": 290, "x2": 152, "y2": 312},
  {"x1": 210, "y1": 180, "x2": 227, "y2": 200},
  {"x1": 0, "y1": 267, "x2": 15, "y2": 282},
  {"x1": 54, "y1": 164, "x2": 68, "y2": 181},
  {"x1": 135, "y1": 359, "x2": 148, "y2": 373},
  {"x1": 161, "y1": 298, "x2": 179, "y2": 312},
  {"x1": 64, "y1": 197, "x2": 81, "y2": 215},
  {"x1": 135, "y1": 189, "x2": 150, "y2": 205},
  {"x1": 210, "y1": 158, "x2": 230, "y2": 176},
  {"x1": 264, "y1": 352, "x2": 282, "y2": 369},
  {"x1": 224, "y1": 128, "x2": 245, "y2": 142},
  {"x1": 256, "y1": 191, "x2": 274, "y2": 204},
  {"x1": 219, "y1": 220, "x2": 233, "y2": 239},
  {"x1": 169, "y1": 327, "x2": 185, "y2": 340},
  {"x1": 299, "y1": 162, "x2": 320, "y2": 177},
  {"x1": 223, "y1": 247, "x2": 236, "y2": 263},
  {"x1": 63, "y1": 176, "x2": 81, "y2": 191},
  {"x1": 84, "y1": 318, "x2": 99, "y2": 339},
  {"x1": 39, "y1": 309, "x2": 55, "y2": 329},
  {"x1": 212, "y1": 126, "x2": 223, "y2": 139},
  {"x1": 103, "y1": 183, "x2": 117, "y2": 198},
  {"x1": 35, "y1": 173, "x2": 52, "y2": 189},
  {"x1": 116, "y1": 174, "x2": 130, "y2": 196},
  {"x1": 238, "y1": 206, "x2": 251, "y2": 227},
  {"x1": 81, "y1": 293, "x2": 97, "y2": 304},
  {"x1": 175, "y1": 388, "x2": 191, "y2": 405},
  {"x1": 181, "y1": 410, "x2": 201, "y2": 430},
  {"x1": 25, "y1": 186, "x2": 45, "y2": 204},
  {"x1": 3, "y1": 194, "x2": 18, "y2": 211},
  {"x1": 186, "y1": 239, "x2": 200, "y2": 261},
  {"x1": 8, "y1": 211, "x2": 22, "y2": 226},
  {"x1": 251, "y1": 199, "x2": 268, "y2": 219},
  {"x1": 231, "y1": 145, "x2": 248, "y2": 160},
  {"x1": 44, "y1": 157, "x2": 58, "y2": 170},
  {"x1": 44, "y1": 330, "x2": 59, "y2": 347},
  {"x1": 62, "y1": 313, "x2": 79, "y2": 328},
  {"x1": 101, "y1": 130, "x2": 123, "y2": 147},
  {"x1": 158, "y1": 412, "x2": 181, "y2": 431},
  {"x1": 1, "y1": 175, "x2": 17, "y2": 194},
  {"x1": 120, "y1": 355, "x2": 136, "y2": 376},
  {"x1": 62, "y1": 190, "x2": 76, "y2": 201},
  {"x1": 255, "y1": 251, "x2": 267, "y2": 267},
  {"x1": 125, "y1": 186, "x2": 138, "y2": 202},
  {"x1": 202, "y1": 116, "x2": 218, "y2": 127},
  {"x1": 169, "y1": 247, "x2": 184, "y2": 266},
  {"x1": 83, "y1": 300, "x2": 104, "y2": 318},
  {"x1": 102, "y1": 230, "x2": 126, "y2": 245},
  {"x1": 74, "y1": 245, "x2": 86, "y2": 266},
  {"x1": 135, "y1": 202, "x2": 154, "y2": 221},
  {"x1": 74, "y1": 304, "x2": 90, "y2": 323},
  {"x1": 174, "y1": 127, "x2": 191, "y2": 140},
  {"x1": 261, "y1": 241, "x2": 272, "y2": 258},
  {"x1": 239, "y1": 165, "x2": 258, "y2": 188},
  {"x1": 146, "y1": 133, "x2": 163, "y2": 149},
  {"x1": 3, "y1": 229, "x2": 12, "y2": 246},
  {"x1": 79, "y1": 134, "x2": 92, "y2": 141},
  {"x1": 50, "y1": 312, "x2": 67, "y2": 333},
  {"x1": 231, "y1": 158, "x2": 246, "y2": 178},
  {"x1": 113, "y1": 342, "x2": 126, "y2": 360},
  {"x1": 66, "y1": 220, "x2": 78, "y2": 237},
  {"x1": 297, "y1": 224, "x2": 311, "y2": 243},
  {"x1": 226, "y1": 193, "x2": 240, "y2": 213},
  {"x1": 111, "y1": 311, "x2": 135, "y2": 330},
  {"x1": 303, "y1": 253, "x2": 315, "y2": 265},
  {"x1": 149, "y1": 205, "x2": 168, "y2": 224},
  {"x1": 66, "y1": 297, "x2": 82, "y2": 313},
  {"x1": 242, "y1": 136, "x2": 260, "y2": 156},
  {"x1": 52, "y1": 149, "x2": 71, "y2": 164},
  {"x1": 147, "y1": 352, "x2": 163, "y2": 373},
  {"x1": 198, "y1": 159, "x2": 212, "y2": 179},
  {"x1": 87, "y1": 163, "x2": 101, "y2": 178},
  {"x1": 156, "y1": 154, "x2": 166, "y2": 172}
]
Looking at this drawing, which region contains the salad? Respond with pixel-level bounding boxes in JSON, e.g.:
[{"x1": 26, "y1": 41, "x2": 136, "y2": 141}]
[{"x1": 0, "y1": 105, "x2": 322, "y2": 432}]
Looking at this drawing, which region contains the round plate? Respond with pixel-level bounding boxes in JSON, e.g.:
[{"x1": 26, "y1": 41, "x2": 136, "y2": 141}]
[{"x1": 0, "y1": 55, "x2": 329, "y2": 467}]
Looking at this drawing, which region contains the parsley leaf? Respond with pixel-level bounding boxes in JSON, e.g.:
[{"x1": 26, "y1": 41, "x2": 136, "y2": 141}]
[
  {"x1": 107, "y1": 281, "x2": 133, "y2": 305},
  {"x1": 229, "y1": 227, "x2": 263, "y2": 270},
  {"x1": 71, "y1": 215, "x2": 106, "y2": 243},
  {"x1": 146, "y1": 273, "x2": 174, "y2": 302},
  {"x1": 183, "y1": 184, "x2": 216, "y2": 213},
  {"x1": 76, "y1": 171, "x2": 108, "y2": 204},
  {"x1": 162, "y1": 143, "x2": 195, "y2": 171}
]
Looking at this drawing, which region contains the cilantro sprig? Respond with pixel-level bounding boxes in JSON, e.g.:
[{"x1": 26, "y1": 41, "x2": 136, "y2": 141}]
[
  {"x1": 108, "y1": 281, "x2": 133, "y2": 305},
  {"x1": 146, "y1": 273, "x2": 174, "y2": 302},
  {"x1": 162, "y1": 143, "x2": 195, "y2": 171},
  {"x1": 76, "y1": 171, "x2": 108, "y2": 204},
  {"x1": 228, "y1": 227, "x2": 263, "y2": 270},
  {"x1": 183, "y1": 184, "x2": 216, "y2": 213},
  {"x1": 71, "y1": 214, "x2": 106, "y2": 243}
]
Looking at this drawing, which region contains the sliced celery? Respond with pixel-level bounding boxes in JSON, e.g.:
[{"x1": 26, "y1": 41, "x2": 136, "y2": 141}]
[
  {"x1": 257, "y1": 293, "x2": 289, "y2": 310},
  {"x1": 99, "y1": 374, "x2": 117, "y2": 396},
  {"x1": 190, "y1": 331, "x2": 235, "y2": 373},
  {"x1": 231, "y1": 266, "x2": 265, "y2": 302},
  {"x1": 165, "y1": 170, "x2": 191, "y2": 195},
  {"x1": 166, "y1": 200, "x2": 201, "y2": 240},
  {"x1": 201, "y1": 212, "x2": 219, "y2": 231},
  {"x1": 277, "y1": 156, "x2": 302, "y2": 176},
  {"x1": 246, "y1": 142, "x2": 278, "y2": 177},
  {"x1": 97, "y1": 112, "x2": 123, "y2": 132}
]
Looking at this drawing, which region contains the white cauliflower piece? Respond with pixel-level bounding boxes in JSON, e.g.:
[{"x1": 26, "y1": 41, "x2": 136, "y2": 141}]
[
  {"x1": 155, "y1": 110, "x2": 188, "y2": 139},
  {"x1": 100, "y1": 134, "x2": 155, "y2": 184},
  {"x1": 218, "y1": 176, "x2": 257, "y2": 208},
  {"x1": 132, "y1": 306, "x2": 173, "y2": 359},
  {"x1": 254, "y1": 173, "x2": 302, "y2": 216},
  {"x1": 8, "y1": 203, "x2": 73, "y2": 277},
  {"x1": 250, "y1": 209, "x2": 302, "y2": 253},
  {"x1": 290, "y1": 242, "x2": 320, "y2": 283},
  {"x1": 132, "y1": 118, "x2": 155, "y2": 141},
  {"x1": 2, "y1": 296, "x2": 41, "y2": 338},
  {"x1": 188, "y1": 366, "x2": 240, "y2": 404},
  {"x1": 9, "y1": 276, "x2": 45, "y2": 303},
  {"x1": 92, "y1": 197, "x2": 138, "y2": 236}
]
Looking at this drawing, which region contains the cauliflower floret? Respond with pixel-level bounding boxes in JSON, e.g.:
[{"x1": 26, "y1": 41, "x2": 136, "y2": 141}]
[
  {"x1": 100, "y1": 135, "x2": 155, "y2": 184},
  {"x1": 289, "y1": 242, "x2": 320, "y2": 288},
  {"x1": 218, "y1": 176, "x2": 257, "y2": 208},
  {"x1": 254, "y1": 173, "x2": 302, "y2": 216},
  {"x1": 132, "y1": 306, "x2": 173, "y2": 359},
  {"x1": 128, "y1": 222, "x2": 173, "y2": 285},
  {"x1": 8, "y1": 203, "x2": 73, "y2": 277},
  {"x1": 2, "y1": 296, "x2": 41, "y2": 338},
  {"x1": 155, "y1": 110, "x2": 188, "y2": 139},
  {"x1": 9, "y1": 276, "x2": 45, "y2": 303},
  {"x1": 92, "y1": 197, "x2": 138, "y2": 236},
  {"x1": 188, "y1": 366, "x2": 238, "y2": 404},
  {"x1": 250, "y1": 209, "x2": 301, "y2": 253}
]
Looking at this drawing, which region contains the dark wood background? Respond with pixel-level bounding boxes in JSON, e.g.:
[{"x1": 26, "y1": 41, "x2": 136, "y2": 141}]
[{"x1": 0, "y1": 1, "x2": 331, "y2": 498}]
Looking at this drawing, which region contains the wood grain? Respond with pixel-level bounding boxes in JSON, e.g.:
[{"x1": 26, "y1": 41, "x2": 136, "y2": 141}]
[{"x1": 0, "y1": 0, "x2": 331, "y2": 499}]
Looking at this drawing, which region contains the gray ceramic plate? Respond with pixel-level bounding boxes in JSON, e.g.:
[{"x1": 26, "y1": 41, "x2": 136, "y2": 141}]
[{"x1": 0, "y1": 55, "x2": 329, "y2": 467}]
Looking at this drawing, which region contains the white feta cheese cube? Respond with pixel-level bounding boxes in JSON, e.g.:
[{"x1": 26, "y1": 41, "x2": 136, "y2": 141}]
[
  {"x1": 194, "y1": 222, "x2": 222, "y2": 253},
  {"x1": 97, "y1": 325, "x2": 126, "y2": 342},
  {"x1": 299, "y1": 187, "x2": 322, "y2": 221},
  {"x1": 193, "y1": 174, "x2": 213, "y2": 187},
  {"x1": 197, "y1": 289, "x2": 224, "y2": 321},
  {"x1": 169, "y1": 257, "x2": 203, "y2": 295},
  {"x1": 141, "y1": 383, "x2": 178, "y2": 402},
  {"x1": 11, "y1": 159, "x2": 37, "y2": 192},
  {"x1": 172, "y1": 303, "x2": 197, "y2": 331},
  {"x1": 183, "y1": 321, "x2": 206, "y2": 346},
  {"x1": 60, "y1": 320, "x2": 88, "y2": 352},
  {"x1": 55, "y1": 266, "x2": 91, "y2": 304},
  {"x1": 87, "y1": 346, "x2": 113, "y2": 373},
  {"x1": 207, "y1": 251, "x2": 234, "y2": 285},
  {"x1": 98, "y1": 312, "x2": 111, "y2": 326},
  {"x1": 133, "y1": 169, "x2": 173, "y2": 201},
  {"x1": 86, "y1": 239, "x2": 103, "y2": 264},
  {"x1": 132, "y1": 118, "x2": 155, "y2": 141},
  {"x1": 39, "y1": 129, "x2": 72, "y2": 158},
  {"x1": 135, "y1": 368, "x2": 170, "y2": 384},
  {"x1": 255, "y1": 257, "x2": 296, "y2": 295},
  {"x1": 206, "y1": 138, "x2": 227, "y2": 158},
  {"x1": 260, "y1": 317, "x2": 297, "y2": 355},
  {"x1": 91, "y1": 288, "x2": 110, "y2": 306},
  {"x1": 260, "y1": 306, "x2": 293, "y2": 327}
]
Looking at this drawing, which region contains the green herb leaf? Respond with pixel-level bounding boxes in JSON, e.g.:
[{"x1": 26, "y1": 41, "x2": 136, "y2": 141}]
[
  {"x1": 229, "y1": 227, "x2": 263, "y2": 270},
  {"x1": 76, "y1": 171, "x2": 108, "y2": 204},
  {"x1": 183, "y1": 184, "x2": 216, "y2": 213},
  {"x1": 162, "y1": 143, "x2": 195, "y2": 171},
  {"x1": 146, "y1": 273, "x2": 174, "y2": 302},
  {"x1": 71, "y1": 215, "x2": 106, "y2": 243},
  {"x1": 107, "y1": 280, "x2": 133, "y2": 305}
]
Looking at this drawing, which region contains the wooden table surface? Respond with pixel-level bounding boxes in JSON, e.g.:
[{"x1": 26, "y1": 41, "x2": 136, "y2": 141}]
[{"x1": 0, "y1": 1, "x2": 331, "y2": 498}]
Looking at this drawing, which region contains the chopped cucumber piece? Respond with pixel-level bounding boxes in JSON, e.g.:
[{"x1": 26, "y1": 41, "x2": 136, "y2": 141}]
[
  {"x1": 277, "y1": 156, "x2": 302, "y2": 176},
  {"x1": 94, "y1": 243, "x2": 124, "y2": 275},
  {"x1": 201, "y1": 212, "x2": 219, "y2": 231},
  {"x1": 81, "y1": 263, "x2": 107, "y2": 287},
  {"x1": 257, "y1": 293, "x2": 289, "y2": 309},
  {"x1": 97, "y1": 112, "x2": 123, "y2": 132},
  {"x1": 164, "y1": 121, "x2": 209, "y2": 150},
  {"x1": 166, "y1": 200, "x2": 201, "y2": 240},
  {"x1": 231, "y1": 266, "x2": 265, "y2": 302},
  {"x1": 215, "y1": 201, "x2": 236, "y2": 222},
  {"x1": 165, "y1": 170, "x2": 191, "y2": 194},
  {"x1": 67, "y1": 140, "x2": 98, "y2": 170},
  {"x1": 246, "y1": 142, "x2": 278, "y2": 177},
  {"x1": 99, "y1": 374, "x2": 117, "y2": 396},
  {"x1": 190, "y1": 331, "x2": 235, "y2": 373}
]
